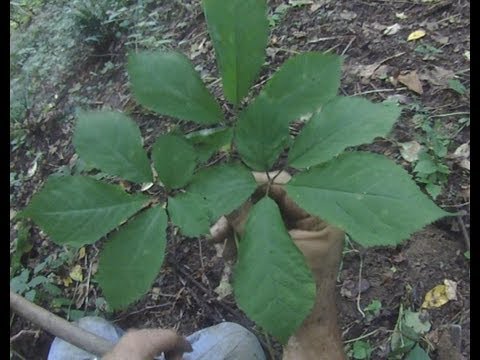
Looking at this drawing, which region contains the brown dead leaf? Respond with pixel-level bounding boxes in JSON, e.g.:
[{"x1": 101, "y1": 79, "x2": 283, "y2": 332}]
[
  {"x1": 340, "y1": 10, "x2": 357, "y2": 21},
  {"x1": 349, "y1": 63, "x2": 390, "y2": 80},
  {"x1": 459, "y1": 159, "x2": 470, "y2": 171},
  {"x1": 419, "y1": 66, "x2": 455, "y2": 87},
  {"x1": 398, "y1": 71, "x2": 423, "y2": 94},
  {"x1": 452, "y1": 143, "x2": 470, "y2": 159},
  {"x1": 384, "y1": 23, "x2": 401, "y2": 35},
  {"x1": 399, "y1": 141, "x2": 423, "y2": 162}
]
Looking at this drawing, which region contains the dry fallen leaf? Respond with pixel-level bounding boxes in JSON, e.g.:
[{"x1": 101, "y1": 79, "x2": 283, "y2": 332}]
[
  {"x1": 419, "y1": 66, "x2": 455, "y2": 87},
  {"x1": 340, "y1": 10, "x2": 357, "y2": 21},
  {"x1": 459, "y1": 159, "x2": 470, "y2": 171},
  {"x1": 62, "y1": 277, "x2": 73, "y2": 287},
  {"x1": 27, "y1": 160, "x2": 38, "y2": 179},
  {"x1": 422, "y1": 279, "x2": 457, "y2": 309},
  {"x1": 214, "y1": 263, "x2": 233, "y2": 300},
  {"x1": 78, "y1": 247, "x2": 86, "y2": 260},
  {"x1": 407, "y1": 30, "x2": 426, "y2": 41},
  {"x1": 399, "y1": 141, "x2": 423, "y2": 162},
  {"x1": 398, "y1": 71, "x2": 423, "y2": 94},
  {"x1": 395, "y1": 12, "x2": 408, "y2": 20},
  {"x1": 69, "y1": 265, "x2": 83, "y2": 282},
  {"x1": 384, "y1": 23, "x2": 401, "y2": 35},
  {"x1": 452, "y1": 143, "x2": 470, "y2": 159},
  {"x1": 464, "y1": 50, "x2": 470, "y2": 61}
]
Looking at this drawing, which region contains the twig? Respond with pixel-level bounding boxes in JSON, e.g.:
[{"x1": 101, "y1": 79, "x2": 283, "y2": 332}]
[
  {"x1": 308, "y1": 35, "x2": 351, "y2": 43},
  {"x1": 167, "y1": 260, "x2": 271, "y2": 351},
  {"x1": 429, "y1": 111, "x2": 470, "y2": 119},
  {"x1": 353, "y1": 87, "x2": 407, "y2": 96},
  {"x1": 377, "y1": 52, "x2": 406, "y2": 66},
  {"x1": 113, "y1": 303, "x2": 172, "y2": 323},
  {"x1": 458, "y1": 216, "x2": 470, "y2": 250},
  {"x1": 10, "y1": 290, "x2": 114, "y2": 357},
  {"x1": 344, "y1": 329, "x2": 380, "y2": 344},
  {"x1": 341, "y1": 36, "x2": 356, "y2": 56},
  {"x1": 10, "y1": 329, "x2": 39, "y2": 342},
  {"x1": 10, "y1": 349, "x2": 27, "y2": 360},
  {"x1": 356, "y1": 253, "x2": 366, "y2": 318},
  {"x1": 198, "y1": 238, "x2": 205, "y2": 270}
]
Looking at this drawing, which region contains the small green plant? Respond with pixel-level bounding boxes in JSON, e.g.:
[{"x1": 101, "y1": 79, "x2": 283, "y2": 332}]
[
  {"x1": 447, "y1": 79, "x2": 467, "y2": 95},
  {"x1": 412, "y1": 120, "x2": 451, "y2": 199},
  {"x1": 364, "y1": 299, "x2": 382, "y2": 318},
  {"x1": 414, "y1": 44, "x2": 442, "y2": 61},
  {"x1": 348, "y1": 340, "x2": 372, "y2": 360},
  {"x1": 389, "y1": 305, "x2": 432, "y2": 359},
  {"x1": 73, "y1": 0, "x2": 132, "y2": 49},
  {"x1": 20, "y1": 0, "x2": 450, "y2": 342}
]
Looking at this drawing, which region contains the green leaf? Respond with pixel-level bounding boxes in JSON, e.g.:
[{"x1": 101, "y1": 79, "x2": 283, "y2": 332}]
[
  {"x1": 405, "y1": 344, "x2": 431, "y2": 360},
  {"x1": 202, "y1": 0, "x2": 269, "y2": 105},
  {"x1": 168, "y1": 192, "x2": 211, "y2": 237},
  {"x1": 352, "y1": 340, "x2": 372, "y2": 359},
  {"x1": 285, "y1": 152, "x2": 449, "y2": 246},
  {"x1": 97, "y1": 206, "x2": 167, "y2": 310},
  {"x1": 447, "y1": 79, "x2": 466, "y2": 95},
  {"x1": 151, "y1": 134, "x2": 197, "y2": 189},
  {"x1": 185, "y1": 127, "x2": 233, "y2": 163},
  {"x1": 257, "y1": 52, "x2": 342, "y2": 124},
  {"x1": 234, "y1": 96, "x2": 290, "y2": 170},
  {"x1": 233, "y1": 197, "x2": 315, "y2": 343},
  {"x1": 235, "y1": 52, "x2": 342, "y2": 170},
  {"x1": 187, "y1": 163, "x2": 257, "y2": 220},
  {"x1": 289, "y1": 97, "x2": 401, "y2": 168},
  {"x1": 21, "y1": 176, "x2": 149, "y2": 246},
  {"x1": 73, "y1": 111, "x2": 152, "y2": 183},
  {"x1": 128, "y1": 51, "x2": 223, "y2": 124}
]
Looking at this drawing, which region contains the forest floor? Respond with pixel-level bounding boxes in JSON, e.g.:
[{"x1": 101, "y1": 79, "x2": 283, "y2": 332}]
[{"x1": 10, "y1": 0, "x2": 469, "y2": 359}]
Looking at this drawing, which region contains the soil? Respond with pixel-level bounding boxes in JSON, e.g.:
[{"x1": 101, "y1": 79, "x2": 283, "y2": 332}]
[{"x1": 10, "y1": 0, "x2": 469, "y2": 359}]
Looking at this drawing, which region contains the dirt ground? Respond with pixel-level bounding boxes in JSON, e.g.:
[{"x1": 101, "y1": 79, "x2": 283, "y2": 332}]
[{"x1": 10, "y1": 0, "x2": 470, "y2": 359}]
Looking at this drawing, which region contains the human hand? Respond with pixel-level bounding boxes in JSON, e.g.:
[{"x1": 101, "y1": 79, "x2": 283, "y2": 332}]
[
  {"x1": 209, "y1": 170, "x2": 346, "y2": 360},
  {"x1": 102, "y1": 328, "x2": 192, "y2": 360}
]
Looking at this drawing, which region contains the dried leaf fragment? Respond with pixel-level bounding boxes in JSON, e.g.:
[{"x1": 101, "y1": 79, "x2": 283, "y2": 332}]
[
  {"x1": 384, "y1": 23, "x2": 401, "y2": 36},
  {"x1": 398, "y1": 71, "x2": 423, "y2": 94},
  {"x1": 422, "y1": 279, "x2": 457, "y2": 309},
  {"x1": 407, "y1": 30, "x2": 426, "y2": 41},
  {"x1": 399, "y1": 141, "x2": 423, "y2": 162},
  {"x1": 69, "y1": 264, "x2": 83, "y2": 282}
]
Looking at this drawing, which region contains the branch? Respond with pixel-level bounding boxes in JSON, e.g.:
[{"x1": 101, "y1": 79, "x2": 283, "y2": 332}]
[{"x1": 10, "y1": 290, "x2": 114, "y2": 357}]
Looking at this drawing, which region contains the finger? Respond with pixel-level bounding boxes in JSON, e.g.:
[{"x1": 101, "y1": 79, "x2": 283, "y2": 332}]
[{"x1": 102, "y1": 329, "x2": 192, "y2": 360}]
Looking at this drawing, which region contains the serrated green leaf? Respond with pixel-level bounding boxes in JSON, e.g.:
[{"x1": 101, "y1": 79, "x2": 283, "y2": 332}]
[
  {"x1": 405, "y1": 344, "x2": 431, "y2": 360},
  {"x1": 258, "y1": 52, "x2": 342, "y2": 123},
  {"x1": 187, "y1": 163, "x2": 257, "y2": 220},
  {"x1": 168, "y1": 192, "x2": 211, "y2": 237},
  {"x1": 234, "y1": 96, "x2": 290, "y2": 170},
  {"x1": 21, "y1": 176, "x2": 149, "y2": 246},
  {"x1": 289, "y1": 97, "x2": 401, "y2": 168},
  {"x1": 235, "y1": 52, "x2": 342, "y2": 170},
  {"x1": 285, "y1": 152, "x2": 450, "y2": 246},
  {"x1": 185, "y1": 127, "x2": 233, "y2": 163},
  {"x1": 151, "y1": 134, "x2": 197, "y2": 189},
  {"x1": 97, "y1": 206, "x2": 167, "y2": 310},
  {"x1": 73, "y1": 111, "x2": 152, "y2": 183},
  {"x1": 233, "y1": 197, "x2": 315, "y2": 343},
  {"x1": 128, "y1": 51, "x2": 223, "y2": 124},
  {"x1": 203, "y1": 0, "x2": 269, "y2": 104}
]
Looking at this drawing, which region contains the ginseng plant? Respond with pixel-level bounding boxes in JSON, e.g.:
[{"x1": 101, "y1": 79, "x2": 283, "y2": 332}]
[{"x1": 19, "y1": 0, "x2": 450, "y2": 348}]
